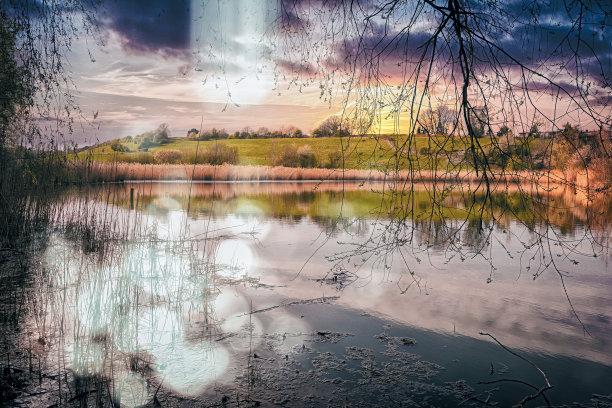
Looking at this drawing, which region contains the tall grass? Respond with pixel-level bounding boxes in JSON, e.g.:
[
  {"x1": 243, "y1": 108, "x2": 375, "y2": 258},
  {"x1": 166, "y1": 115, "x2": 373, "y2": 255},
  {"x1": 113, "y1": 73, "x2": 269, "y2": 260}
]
[
  {"x1": 60, "y1": 161, "x2": 594, "y2": 192},
  {"x1": 0, "y1": 147, "x2": 68, "y2": 248}
]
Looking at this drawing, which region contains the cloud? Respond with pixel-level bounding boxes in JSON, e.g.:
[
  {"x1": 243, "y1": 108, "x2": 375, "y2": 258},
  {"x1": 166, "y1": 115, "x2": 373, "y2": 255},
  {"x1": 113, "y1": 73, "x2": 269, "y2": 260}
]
[
  {"x1": 486, "y1": 1, "x2": 611, "y2": 88},
  {"x1": 278, "y1": 5, "x2": 304, "y2": 30},
  {"x1": 314, "y1": 3, "x2": 610, "y2": 99},
  {"x1": 588, "y1": 94, "x2": 612, "y2": 107},
  {"x1": 277, "y1": 0, "x2": 378, "y2": 32},
  {"x1": 323, "y1": 29, "x2": 435, "y2": 79},
  {"x1": 522, "y1": 80, "x2": 579, "y2": 95},
  {"x1": 276, "y1": 59, "x2": 316, "y2": 76},
  {"x1": 97, "y1": 0, "x2": 191, "y2": 58},
  {"x1": 69, "y1": 90, "x2": 338, "y2": 145}
]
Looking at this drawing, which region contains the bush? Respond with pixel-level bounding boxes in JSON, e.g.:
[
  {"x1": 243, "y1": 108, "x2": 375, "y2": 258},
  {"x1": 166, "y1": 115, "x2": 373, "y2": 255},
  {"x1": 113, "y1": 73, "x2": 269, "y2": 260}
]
[
  {"x1": 268, "y1": 140, "x2": 282, "y2": 166},
  {"x1": 201, "y1": 143, "x2": 239, "y2": 165},
  {"x1": 279, "y1": 144, "x2": 299, "y2": 167},
  {"x1": 327, "y1": 150, "x2": 342, "y2": 168},
  {"x1": 297, "y1": 145, "x2": 317, "y2": 167},
  {"x1": 153, "y1": 149, "x2": 183, "y2": 164},
  {"x1": 551, "y1": 140, "x2": 572, "y2": 171},
  {"x1": 153, "y1": 123, "x2": 171, "y2": 144},
  {"x1": 138, "y1": 137, "x2": 154, "y2": 151},
  {"x1": 110, "y1": 139, "x2": 125, "y2": 152}
]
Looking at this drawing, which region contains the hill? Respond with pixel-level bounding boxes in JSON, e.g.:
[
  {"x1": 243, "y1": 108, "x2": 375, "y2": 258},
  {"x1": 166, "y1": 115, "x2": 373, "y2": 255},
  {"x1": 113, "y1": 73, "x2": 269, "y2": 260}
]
[{"x1": 73, "y1": 134, "x2": 493, "y2": 170}]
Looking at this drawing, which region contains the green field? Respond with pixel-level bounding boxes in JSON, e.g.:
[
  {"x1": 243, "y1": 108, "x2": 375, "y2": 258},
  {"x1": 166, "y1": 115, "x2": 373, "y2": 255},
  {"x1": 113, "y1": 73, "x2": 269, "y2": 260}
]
[{"x1": 74, "y1": 135, "x2": 498, "y2": 170}]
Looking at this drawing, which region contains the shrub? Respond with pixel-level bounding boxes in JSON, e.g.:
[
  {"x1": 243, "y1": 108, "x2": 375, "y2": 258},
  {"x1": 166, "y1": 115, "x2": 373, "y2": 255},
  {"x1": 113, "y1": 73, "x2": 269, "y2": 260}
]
[
  {"x1": 153, "y1": 123, "x2": 171, "y2": 144},
  {"x1": 327, "y1": 149, "x2": 342, "y2": 168},
  {"x1": 110, "y1": 139, "x2": 125, "y2": 152},
  {"x1": 268, "y1": 140, "x2": 282, "y2": 166},
  {"x1": 297, "y1": 145, "x2": 317, "y2": 167},
  {"x1": 153, "y1": 149, "x2": 183, "y2": 164},
  {"x1": 551, "y1": 140, "x2": 572, "y2": 171},
  {"x1": 591, "y1": 153, "x2": 612, "y2": 185},
  {"x1": 201, "y1": 143, "x2": 239, "y2": 165},
  {"x1": 279, "y1": 144, "x2": 299, "y2": 167},
  {"x1": 138, "y1": 137, "x2": 154, "y2": 151}
]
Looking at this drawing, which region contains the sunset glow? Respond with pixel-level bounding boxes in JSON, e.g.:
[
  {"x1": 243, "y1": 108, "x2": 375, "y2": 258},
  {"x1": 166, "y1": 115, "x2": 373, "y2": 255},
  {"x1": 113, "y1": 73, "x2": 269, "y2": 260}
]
[{"x1": 62, "y1": 0, "x2": 610, "y2": 145}]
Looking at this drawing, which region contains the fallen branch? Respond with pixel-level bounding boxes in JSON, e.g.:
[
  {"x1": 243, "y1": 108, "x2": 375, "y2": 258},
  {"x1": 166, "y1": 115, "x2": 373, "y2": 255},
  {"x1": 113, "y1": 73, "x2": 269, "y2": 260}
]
[{"x1": 479, "y1": 332, "x2": 552, "y2": 407}]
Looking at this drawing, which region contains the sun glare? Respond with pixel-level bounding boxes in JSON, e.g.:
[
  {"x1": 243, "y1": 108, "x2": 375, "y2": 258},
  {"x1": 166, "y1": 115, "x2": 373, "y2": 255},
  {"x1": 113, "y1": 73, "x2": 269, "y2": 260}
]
[
  {"x1": 214, "y1": 239, "x2": 256, "y2": 279},
  {"x1": 190, "y1": 0, "x2": 276, "y2": 105}
]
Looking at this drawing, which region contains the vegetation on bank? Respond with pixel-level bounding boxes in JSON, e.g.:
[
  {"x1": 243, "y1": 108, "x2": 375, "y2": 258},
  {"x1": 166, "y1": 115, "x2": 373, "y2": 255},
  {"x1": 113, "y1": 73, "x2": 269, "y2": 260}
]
[
  {"x1": 78, "y1": 133, "x2": 496, "y2": 170},
  {"x1": 76, "y1": 135, "x2": 393, "y2": 168},
  {"x1": 73, "y1": 122, "x2": 611, "y2": 187}
]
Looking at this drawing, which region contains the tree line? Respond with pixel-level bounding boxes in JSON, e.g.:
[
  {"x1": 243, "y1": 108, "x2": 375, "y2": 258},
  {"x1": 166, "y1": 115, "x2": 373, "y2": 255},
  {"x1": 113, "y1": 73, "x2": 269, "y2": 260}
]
[{"x1": 186, "y1": 116, "x2": 350, "y2": 141}]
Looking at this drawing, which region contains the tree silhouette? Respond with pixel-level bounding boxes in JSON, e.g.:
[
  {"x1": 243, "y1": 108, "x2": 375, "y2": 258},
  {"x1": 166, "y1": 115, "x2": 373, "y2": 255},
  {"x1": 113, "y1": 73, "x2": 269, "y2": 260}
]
[
  {"x1": 0, "y1": 1, "x2": 98, "y2": 148},
  {"x1": 0, "y1": 1, "x2": 98, "y2": 246},
  {"x1": 276, "y1": 0, "x2": 610, "y2": 180},
  {"x1": 274, "y1": 0, "x2": 612, "y2": 345}
]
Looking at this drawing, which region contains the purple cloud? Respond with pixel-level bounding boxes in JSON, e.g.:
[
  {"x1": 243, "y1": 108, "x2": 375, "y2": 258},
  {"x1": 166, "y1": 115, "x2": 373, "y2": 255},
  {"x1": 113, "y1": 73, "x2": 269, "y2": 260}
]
[
  {"x1": 97, "y1": 0, "x2": 191, "y2": 58},
  {"x1": 276, "y1": 59, "x2": 317, "y2": 75}
]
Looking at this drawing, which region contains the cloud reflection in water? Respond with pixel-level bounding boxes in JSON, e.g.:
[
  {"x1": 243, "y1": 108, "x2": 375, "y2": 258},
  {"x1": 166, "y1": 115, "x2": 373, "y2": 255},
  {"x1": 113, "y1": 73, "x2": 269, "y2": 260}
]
[{"x1": 43, "y1": 231, "x2": 238, "y2": 402}]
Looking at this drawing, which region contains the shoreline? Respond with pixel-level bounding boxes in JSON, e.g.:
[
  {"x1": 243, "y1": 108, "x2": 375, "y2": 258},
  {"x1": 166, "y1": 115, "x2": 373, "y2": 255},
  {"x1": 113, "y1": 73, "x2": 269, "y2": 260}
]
[{"x1": 65, "y1": 161, "x2": 604, "y2": 196}]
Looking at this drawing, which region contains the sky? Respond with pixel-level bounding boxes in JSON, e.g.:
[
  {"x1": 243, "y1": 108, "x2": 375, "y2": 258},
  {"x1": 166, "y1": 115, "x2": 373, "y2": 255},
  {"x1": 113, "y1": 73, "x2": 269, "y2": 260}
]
[
  {"x1": 69, "y1": 0, "x2": 342, "y2": 145},
  {"x1": 65, "y1": 0, "x2": 611, "y2": 145}
]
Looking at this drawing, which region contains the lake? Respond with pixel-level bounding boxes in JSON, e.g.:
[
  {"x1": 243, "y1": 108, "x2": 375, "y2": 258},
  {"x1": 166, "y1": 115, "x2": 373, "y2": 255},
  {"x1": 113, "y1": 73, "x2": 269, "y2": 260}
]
[{"x1": 2, "y1": 180, "x2": 611, "y2": 407}]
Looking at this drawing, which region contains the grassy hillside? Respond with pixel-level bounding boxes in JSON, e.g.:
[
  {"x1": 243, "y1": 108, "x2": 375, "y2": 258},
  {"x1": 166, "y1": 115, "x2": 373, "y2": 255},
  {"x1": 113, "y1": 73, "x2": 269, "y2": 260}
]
[{"x1": 73, "y1": 135, "x2": 497, "y2": 170}]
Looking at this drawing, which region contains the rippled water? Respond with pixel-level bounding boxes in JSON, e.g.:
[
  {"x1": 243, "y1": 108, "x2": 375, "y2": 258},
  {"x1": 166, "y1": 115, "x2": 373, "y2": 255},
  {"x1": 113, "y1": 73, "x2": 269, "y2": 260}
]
[{"x1": 3, "y1": 181, "x2": 611, "y2": 407}]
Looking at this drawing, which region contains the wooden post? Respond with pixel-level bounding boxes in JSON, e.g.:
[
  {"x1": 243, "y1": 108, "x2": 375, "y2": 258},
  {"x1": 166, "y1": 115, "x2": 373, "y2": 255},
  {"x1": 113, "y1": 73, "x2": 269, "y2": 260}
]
[{"x1": 130, "y1": 188, "x2": 134, "y2": 210}]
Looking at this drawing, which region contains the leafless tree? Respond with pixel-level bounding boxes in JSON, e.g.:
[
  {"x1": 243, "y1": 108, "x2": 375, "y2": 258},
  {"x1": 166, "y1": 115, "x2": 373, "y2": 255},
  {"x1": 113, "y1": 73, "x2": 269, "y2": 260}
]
[
  {"x1": 273, "y1": 0, "x2": 612, "y2": 342},
  {"x1": 313, "y1": 115, "x2": 350, "y2": 137},
  {"x1": 275, "y1": 0, "x2": 610, "y2": 178}
]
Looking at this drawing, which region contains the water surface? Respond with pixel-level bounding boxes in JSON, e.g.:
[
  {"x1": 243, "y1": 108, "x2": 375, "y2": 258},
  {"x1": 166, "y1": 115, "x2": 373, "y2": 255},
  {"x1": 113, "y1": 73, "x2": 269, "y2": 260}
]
[{"x1": 5, "y1": 181, "x2": 612, "y2": 407}]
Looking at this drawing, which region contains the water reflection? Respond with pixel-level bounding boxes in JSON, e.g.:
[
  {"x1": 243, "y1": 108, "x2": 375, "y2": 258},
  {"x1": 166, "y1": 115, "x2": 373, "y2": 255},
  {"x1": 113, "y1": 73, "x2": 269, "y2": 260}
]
[
  {"x1": 214, "y1": 239, "x2": 256, "y2": 279},
  {"x1": 22, "y1": 181, "x2": 612, "y2": 405},
  {"x1": 42, "y1": 233, "x2": 234, "y2": 398}
]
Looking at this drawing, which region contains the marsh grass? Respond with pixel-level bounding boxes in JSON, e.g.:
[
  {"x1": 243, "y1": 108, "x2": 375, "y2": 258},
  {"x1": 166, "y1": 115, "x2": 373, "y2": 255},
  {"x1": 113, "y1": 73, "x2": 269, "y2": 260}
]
[
  {"x1": 57, "y1": 161, "x2": 607, "y2": 210},
  {"x1": 59, "y1": 160, "x2": 580, "y2": 184},
  {"x1": 0, "y1": 177, "x2": 226, "y2": 406}
]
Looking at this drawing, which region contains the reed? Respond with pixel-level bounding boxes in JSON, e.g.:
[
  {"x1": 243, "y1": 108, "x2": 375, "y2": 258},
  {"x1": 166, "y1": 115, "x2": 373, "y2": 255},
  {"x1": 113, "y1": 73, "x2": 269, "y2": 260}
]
[{"x1": 63, "y1": 161, "x2": 606, "y2": 194}]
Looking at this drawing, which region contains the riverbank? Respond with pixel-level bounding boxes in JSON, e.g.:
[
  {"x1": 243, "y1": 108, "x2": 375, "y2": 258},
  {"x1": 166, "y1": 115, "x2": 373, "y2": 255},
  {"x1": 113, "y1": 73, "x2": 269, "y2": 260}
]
[{"x1": 66, "y1": 161, "x2": 603, "y2": 193}]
